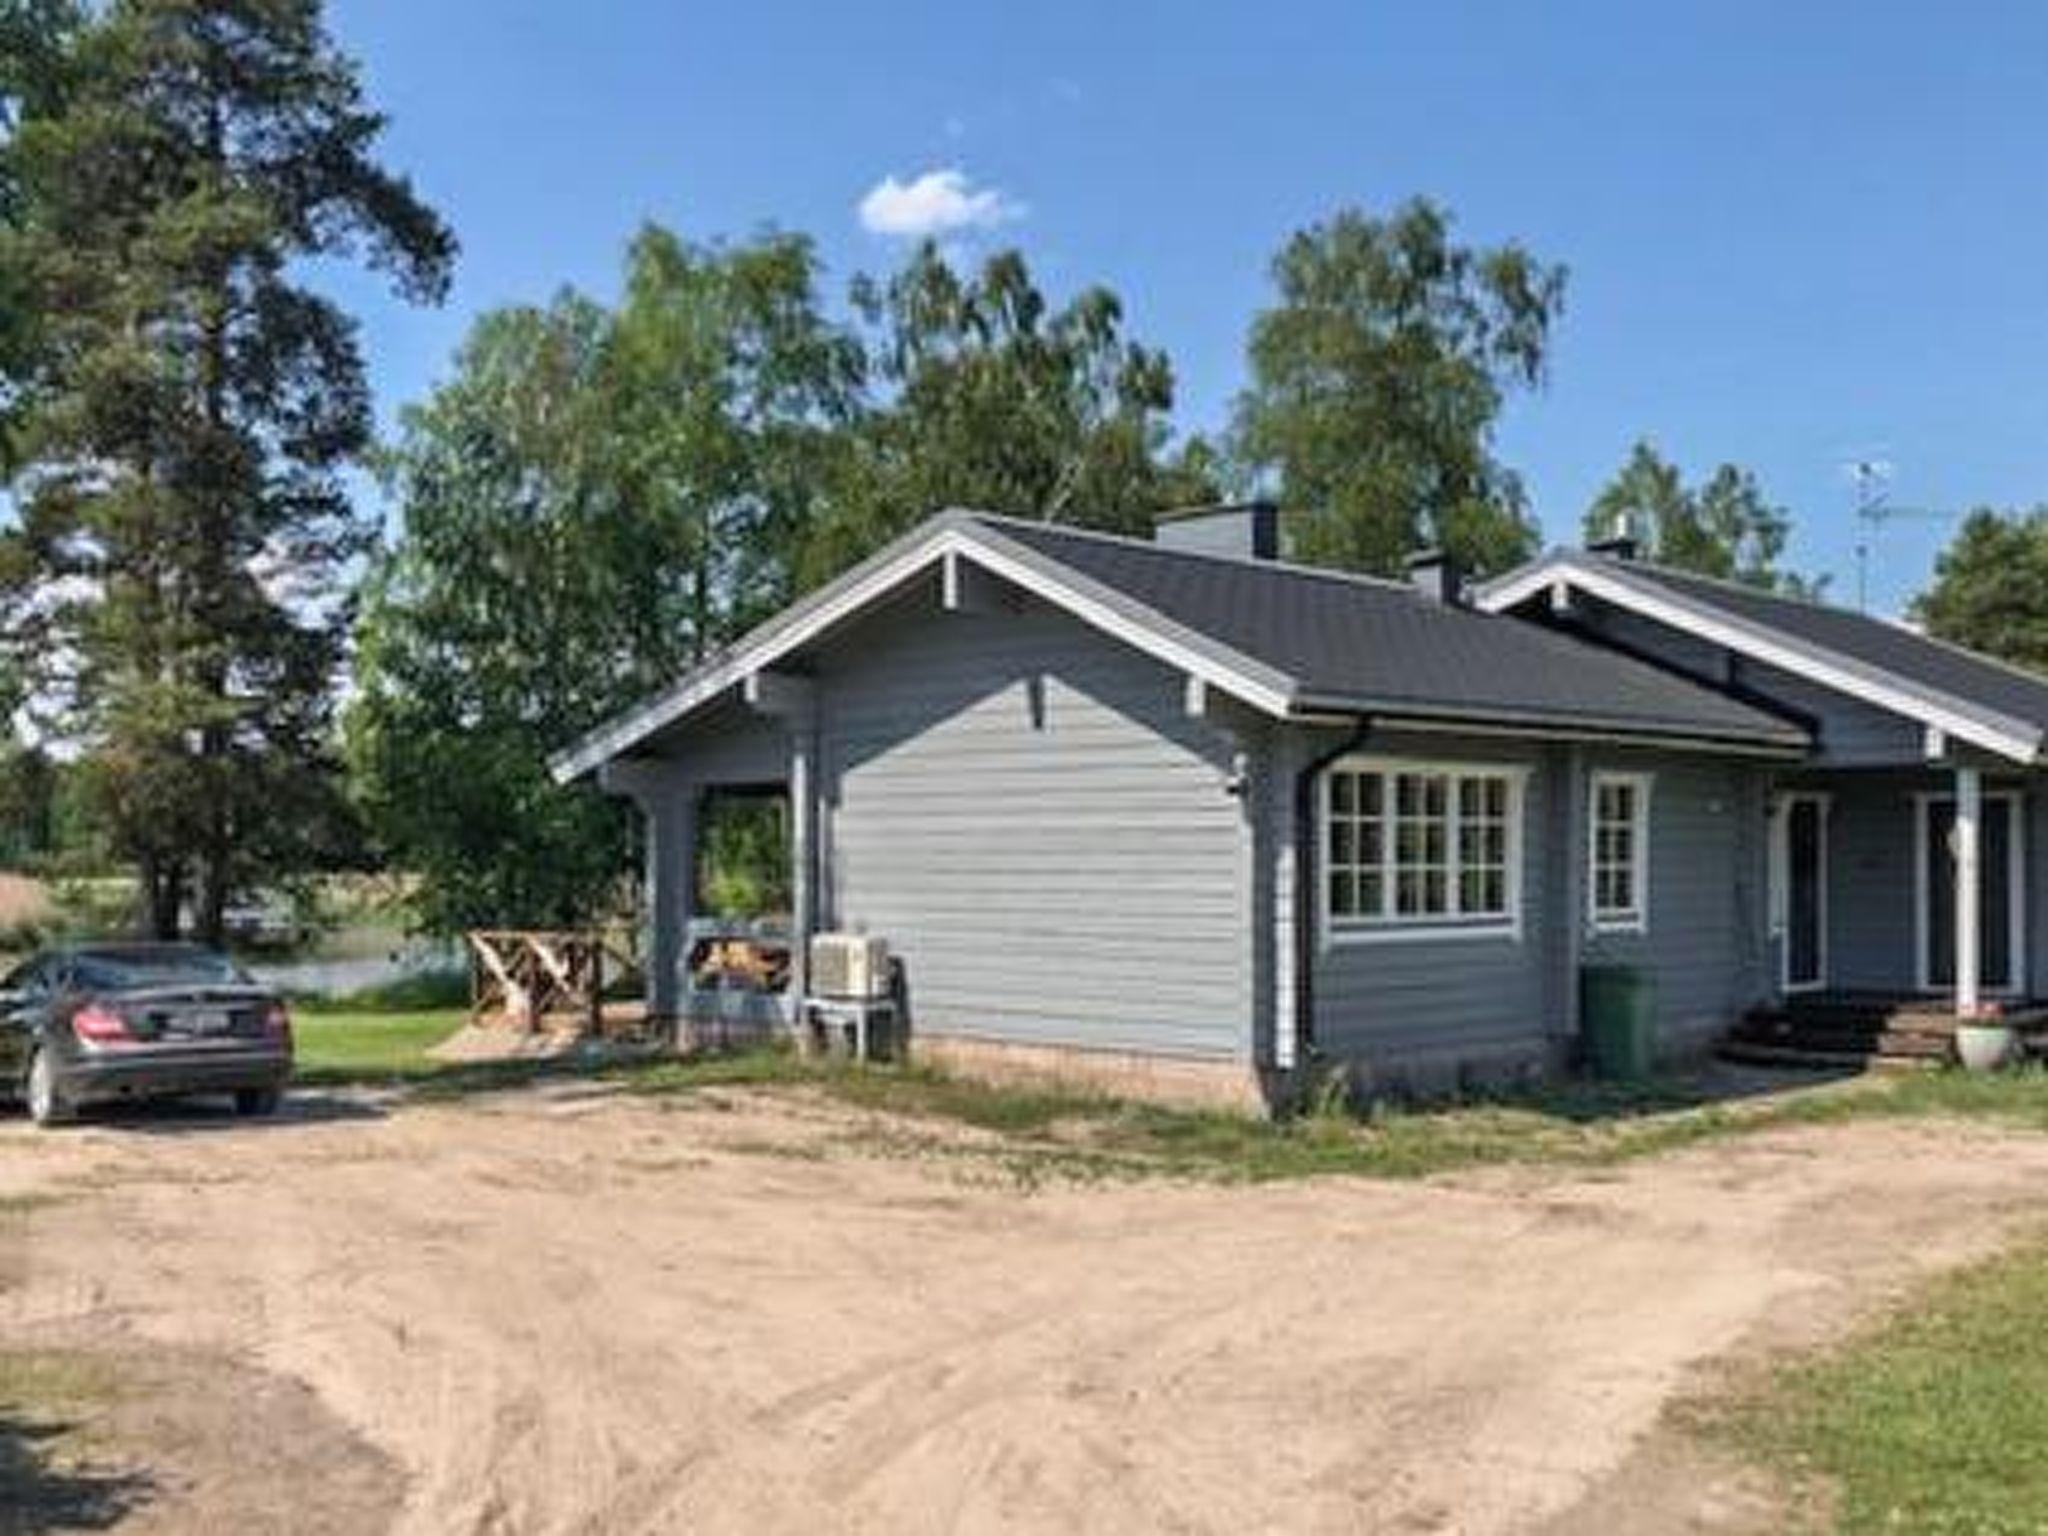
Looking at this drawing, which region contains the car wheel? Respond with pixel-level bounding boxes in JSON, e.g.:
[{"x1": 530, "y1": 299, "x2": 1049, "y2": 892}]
[
  {"x1": 26, "y1": 1049, "x2": 71, "y2": 1128},
  {"x1": 234, "y1": 1086, "x2": 282, "y2": 1118}
]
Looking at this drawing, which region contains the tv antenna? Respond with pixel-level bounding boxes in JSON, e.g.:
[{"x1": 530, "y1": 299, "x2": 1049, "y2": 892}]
[{"x1": 1848, "y1": 458, "x2": 1955, "y2": 613}]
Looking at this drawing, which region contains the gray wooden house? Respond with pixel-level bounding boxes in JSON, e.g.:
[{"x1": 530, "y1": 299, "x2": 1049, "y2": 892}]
[{"x1": 552, "y1": 505, "x2": 2048, "y2": 1105}]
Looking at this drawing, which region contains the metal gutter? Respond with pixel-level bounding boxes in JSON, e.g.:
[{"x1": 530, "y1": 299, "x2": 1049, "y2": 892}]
[{"x1": 1290, "y1": 719, "x2": 1375, "y2": 1093}]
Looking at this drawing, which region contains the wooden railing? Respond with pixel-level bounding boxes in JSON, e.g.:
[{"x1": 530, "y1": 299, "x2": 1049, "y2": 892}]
[{"x1": 466, "y1": 929, "x2": 640, "y2": 1033}]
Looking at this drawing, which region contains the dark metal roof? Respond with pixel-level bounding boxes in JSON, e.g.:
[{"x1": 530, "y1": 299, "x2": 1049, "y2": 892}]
[
  {"x1": 1596, "y1": 558, "x2": 2048, "y2": 734},
  {"x1": 973, "y1": 516, "x2": 1809, "y2": 747}
]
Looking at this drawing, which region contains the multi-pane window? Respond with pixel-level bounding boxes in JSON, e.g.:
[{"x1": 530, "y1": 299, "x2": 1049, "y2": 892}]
[
  {"x1": 1589, "y1": 772, "x2": 1651, "y2": 931},
  {"x1": 1324, "y1": 763, "x2": 1519, "y2": 933}
]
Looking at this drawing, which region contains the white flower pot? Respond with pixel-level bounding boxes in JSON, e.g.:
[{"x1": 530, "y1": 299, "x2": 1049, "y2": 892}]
[{"x1": 1956, "y1": 1023, "x2": 2018, "y2": 1073}]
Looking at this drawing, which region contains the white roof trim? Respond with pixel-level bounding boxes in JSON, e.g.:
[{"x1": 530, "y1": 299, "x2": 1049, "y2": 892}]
[
  {"x1": 1479, "y1": 556, "x2": 2043, "y2": 764},
  {"x1": 549, "y1": 515, "x2": 1299, "y2": 782}
]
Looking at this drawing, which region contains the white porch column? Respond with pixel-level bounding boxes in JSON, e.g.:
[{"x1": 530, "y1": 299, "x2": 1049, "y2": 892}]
[
  {"x1": 788, "y1": 716, "x2": 814, "y2": 1008},
  {"x1": 1955, "y1": 764, "x2": 1982, "y2": 1018}
]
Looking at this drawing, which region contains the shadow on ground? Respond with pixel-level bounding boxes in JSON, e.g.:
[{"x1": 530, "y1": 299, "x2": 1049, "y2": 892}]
[
  {"x1": 1504, "y1": 1061, "x2": 1862, "y2": 1125},
  {"x1": 39, "y1": 1091, "x2": 388, "y2": 1138},
  {"x1": 0, "y1": 1408, "x2": 152, "y2": 1534}
]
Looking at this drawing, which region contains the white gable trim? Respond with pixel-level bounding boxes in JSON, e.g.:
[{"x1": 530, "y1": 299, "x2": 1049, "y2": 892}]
[
  {"x1": 1479, "y1": 559, "x2": 2042, "y2": 764},
  {"x1": 549, "y1": 517, "x2": 1299, "y2": 782}
]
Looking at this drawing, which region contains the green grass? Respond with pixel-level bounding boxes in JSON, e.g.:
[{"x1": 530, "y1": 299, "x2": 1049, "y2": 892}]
[
  {"x1": 290, "y1": 1009, "x2": 468, "y2": 1085},
  {"x1": 0, "y1": 1351, "x2": 118, "y2": 1426},
  {"x1": 0, "y1": 1348, "x2": 147, "y2": 1530},
  {"x1": 285, "y1": 1004, "x2": 2048, "y2": 1183},
  {"x1": 605, "y1": 1054, "x2": 1853, "y2": 1183},
  {"x1": 1706, "y1": 1238, "x2": 2048, "y2": 1534}
]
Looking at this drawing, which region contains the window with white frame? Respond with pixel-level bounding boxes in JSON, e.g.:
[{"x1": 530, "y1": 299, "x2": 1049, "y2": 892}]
[
  {"x1": 1589, "y1": 772, "x2": 1652, "y2": 931},
  {"x1": 1323, "y1": 761, "x2": 1520, "y2": 936}
]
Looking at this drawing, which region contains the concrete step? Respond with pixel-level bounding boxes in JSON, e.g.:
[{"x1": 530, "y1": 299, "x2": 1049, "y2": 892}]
[
  {"x1": 1715, "y1": 1040, "x2": 1934, "y2": 1073},
  {"x1": 1730, "y1": 1019, "x2": 1953, "y2": 1058}
]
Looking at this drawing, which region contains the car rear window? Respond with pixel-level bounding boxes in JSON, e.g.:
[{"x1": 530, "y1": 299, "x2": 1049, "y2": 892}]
[{"x1": 72, "y1": 950, "x2": 249, "y2": 989}]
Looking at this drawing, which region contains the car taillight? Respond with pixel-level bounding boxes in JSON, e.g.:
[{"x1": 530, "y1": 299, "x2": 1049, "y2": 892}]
[
  {"x1": 72, "y1": 1003, "x2": 132, "y2": 1043},
  {"x1": 263, "y1": 1003, "x2": 292, "y2": 1043}
]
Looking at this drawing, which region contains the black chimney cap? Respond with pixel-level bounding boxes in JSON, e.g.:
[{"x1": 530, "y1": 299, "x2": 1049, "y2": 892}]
[{"x1": 1404, "y1": 547, "x2": 1466, "y2": 605}]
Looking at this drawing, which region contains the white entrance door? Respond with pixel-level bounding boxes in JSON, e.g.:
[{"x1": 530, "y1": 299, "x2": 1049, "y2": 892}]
[{"x1": 1771, "y1": 794, "x2": 1829, "y2": 993}]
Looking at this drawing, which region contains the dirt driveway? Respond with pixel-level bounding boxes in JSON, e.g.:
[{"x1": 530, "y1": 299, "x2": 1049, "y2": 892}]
[{"x1": 5, "y1": 1084, "x2": 2048, "y2": 1535}]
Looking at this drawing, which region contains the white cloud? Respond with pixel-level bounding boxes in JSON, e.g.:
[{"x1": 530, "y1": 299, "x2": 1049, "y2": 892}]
[{"x1": 857, "y1": 168, "x2": 1024, "y2": 239}]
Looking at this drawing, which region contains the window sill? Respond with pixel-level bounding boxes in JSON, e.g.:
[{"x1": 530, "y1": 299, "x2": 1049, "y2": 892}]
[
  {"x1": 1325, "y1": 921, "x2": 1522, "y2": 948},
  {"x1": 1589, "y1": 914, "x2": 1647, "y2": 936}
]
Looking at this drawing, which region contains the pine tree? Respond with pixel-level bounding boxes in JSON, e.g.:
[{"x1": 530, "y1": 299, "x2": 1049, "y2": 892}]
[{"x1": 0, "y1": 0, "x2": 453, "y2": 939}]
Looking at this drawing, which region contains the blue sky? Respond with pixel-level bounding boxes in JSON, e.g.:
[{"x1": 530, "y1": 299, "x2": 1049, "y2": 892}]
[{"x1": 325, "y1": 1, "x2": 2048, "y2": 616}]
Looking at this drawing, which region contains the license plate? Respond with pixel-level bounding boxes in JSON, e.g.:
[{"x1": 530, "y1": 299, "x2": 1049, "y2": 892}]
[{"x1": 185, "y1": 1010, "x2": 233, "y2": 1036}]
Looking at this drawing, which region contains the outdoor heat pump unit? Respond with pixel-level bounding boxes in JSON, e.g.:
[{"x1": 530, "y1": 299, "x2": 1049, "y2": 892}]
[{"x1": 809, "y1": 933, "x2": 891, "y2": 1001}]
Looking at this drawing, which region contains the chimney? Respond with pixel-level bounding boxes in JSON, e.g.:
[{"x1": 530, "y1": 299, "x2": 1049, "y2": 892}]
[
  {"x1": 1405, "y1": 547, "x2": 1466, "y2": 606},
  {"x1": 1154, "y1": 502, "x2": 1280, "y2": 561},
  {"x1": 1587, "y1": 534, "x2": 1639, "y2": 561}
]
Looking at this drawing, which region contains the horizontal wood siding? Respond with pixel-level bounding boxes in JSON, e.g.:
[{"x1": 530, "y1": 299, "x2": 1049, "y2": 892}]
[
  {"x1": 644, "y1": 696, "x2": 791, "y2": 786},
  {"x1": 818, "y1": 585, "x2": 1249, "y2": 1059},
  {"x1": 1305, "y1": 731, "x2": 1769, "y2": 1074},
  {"x1": 1731, "y1": 657, "x2": 1924, "y2": 766},
  {"x1": 1583, "y1": 751, "x2": 1771, "y2": 1037},
  {"x1": 1566, "y1": 595, "x2": 1940, "y2": 767},
  {"x1": 1577, "y1": 603, "x2": 1731, "y2": 683},
  {"x1": 1803, "y1": 768, "x2": 2044, "y2": 996},
  {"x1": 1306, "y1": 730, "x2": 1553, "y2": 1068},
  {"x1": 1811, "y1": 772, "x2": 1922, "y2": 992}
]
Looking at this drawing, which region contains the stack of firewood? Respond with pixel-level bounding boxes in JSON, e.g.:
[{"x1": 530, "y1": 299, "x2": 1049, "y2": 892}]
[{"x1": 689, "y1": 936, "x2": 792, "y2": 994}]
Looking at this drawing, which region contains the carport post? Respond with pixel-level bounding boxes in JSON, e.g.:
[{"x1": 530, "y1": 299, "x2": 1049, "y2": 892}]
[
  {"x1": 645, "y1": 790, "x2": 697, "y2": 1026},
  {"x1": 1955, "y1": 764, "x2": 1981, "y2": 1019},
  {"x1": 743, "y1": 671, "x2": 818, "y2": 1020},
  {"x1": 599, "y1": 761, "x2": 696, "y2": 1030}
]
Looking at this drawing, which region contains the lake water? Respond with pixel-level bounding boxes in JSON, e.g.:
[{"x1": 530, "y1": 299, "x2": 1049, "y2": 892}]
[{"x1": 244, "y1": 934, "x2": 461, "y2": 999}]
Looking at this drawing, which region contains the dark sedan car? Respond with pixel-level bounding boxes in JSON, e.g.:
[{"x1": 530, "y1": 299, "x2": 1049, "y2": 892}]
[{"x1": 1, "y1": 943, "x2": 293, "y2": 1127}]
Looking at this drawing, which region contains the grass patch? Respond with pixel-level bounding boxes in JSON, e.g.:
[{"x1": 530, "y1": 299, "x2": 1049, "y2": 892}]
[
  {"x1": 290, "y1": 1009, "x2": 468, "y2": 1086},
  {"x1": 0, "y1": 1348, "x2": 148, "y2": 1530},
  {"x1": 285, "y1": 1009, "x2": 2048, "y2": 1185},
  {"x1": 715, "y1": 1059, "x2": 2048, "y2": 1184},
  {"x1": 606, "y1": 1054, "x2": 1865, "y2": 1184},
  {"x1": 1705, "y1": 1237, "x2": 2048, "y2": 1534},
  {"x1": 0, "y1": 1351, "x2": 118, "y2": 1427}
]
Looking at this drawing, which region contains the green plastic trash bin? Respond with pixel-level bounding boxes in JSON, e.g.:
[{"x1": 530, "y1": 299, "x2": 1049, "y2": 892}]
[{"x1": 1580, "y1": 964, "x2": 1657, "y2": 1080}]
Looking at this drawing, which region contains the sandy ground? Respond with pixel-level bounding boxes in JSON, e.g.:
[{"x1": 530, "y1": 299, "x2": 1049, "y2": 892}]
[
  {"x1": 4, "y1": 1086, "x2": 2048, "y2": 1535},
  {"x1": 0, "y1": 873, "x2": 52, "y2": 932}
]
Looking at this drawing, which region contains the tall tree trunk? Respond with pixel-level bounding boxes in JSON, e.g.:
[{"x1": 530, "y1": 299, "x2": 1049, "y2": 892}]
[
  {"x1": 193, "y1": 110, "x2": 233, "y2": 956},
  {"x1": 195, "y1": 787, "x2": 230, "y2": 948},
  {"x1": 143, "y1": 853, "x2": 185, "y2": 939}
]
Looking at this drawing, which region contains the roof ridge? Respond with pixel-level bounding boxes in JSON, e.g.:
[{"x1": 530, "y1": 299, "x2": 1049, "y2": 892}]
[
  {"x1": 955, "y1": 508, "x2": 1424, "y2": 598},
  {"x1": 1589, "y1": 550, "x2": 2048, "y2": 690},
  {"x1": 1580, "y1": 550, "x2": 1842, "y2": 611}
]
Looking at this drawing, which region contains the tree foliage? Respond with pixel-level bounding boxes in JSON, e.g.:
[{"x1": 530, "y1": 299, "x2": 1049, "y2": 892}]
[
  {"x1": 351, "y1": 231, "x2": 1217, "y2": 930},
  {"x1": 1582, "y1": 440, "x2": 1822, "y2": 596},
  {"x1": 348, "y1": 228, "x2": 859, "y2": 932},
  {"x1": 0, "y1": 0, "x2": 453, "y2": 938},
  {"x1": 1913, "y1": 508, "x2": 2048, "y2": 674},
  {"x1": 799, "y1": 243, "x2": 1213, "y2": 586},
  {"x1": 1229, "y1": 199, "x2": 1565, "y2": 578}
]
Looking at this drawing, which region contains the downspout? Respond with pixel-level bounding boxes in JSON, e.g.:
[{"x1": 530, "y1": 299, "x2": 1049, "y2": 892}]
[{"x1": 1292, "y1": 717, "x2": 1376, "y2": 1076}]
